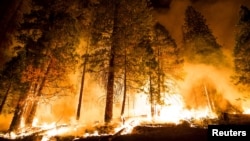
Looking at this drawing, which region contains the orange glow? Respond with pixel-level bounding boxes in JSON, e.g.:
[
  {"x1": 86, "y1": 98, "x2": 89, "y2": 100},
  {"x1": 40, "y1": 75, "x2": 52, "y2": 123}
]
[
  {"x1": 155, "y1": 94, "x2": 217, "y2": 124},
  {"x1": 243, "y1": 107, "x2": 250, "y2": 114},
  {"x1": 1, "y1": 67, "x2": 249, "y2": 140}
]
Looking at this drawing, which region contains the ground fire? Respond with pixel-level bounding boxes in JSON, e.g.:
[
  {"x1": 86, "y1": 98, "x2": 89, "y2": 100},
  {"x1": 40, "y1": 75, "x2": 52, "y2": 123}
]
[{"x1": 0, "y1": 66, "x2": 250, "y2": 141}]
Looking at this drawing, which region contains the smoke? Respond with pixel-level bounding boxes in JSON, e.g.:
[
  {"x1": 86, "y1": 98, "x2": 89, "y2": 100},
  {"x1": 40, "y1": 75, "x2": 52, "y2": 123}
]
[
  {"x1": 154, "y1": 0, "x2": 250, "y2": 58},
  {"x1": 153, "y1": 0, "x2": 189, "y2": 45},
  {"x1": 34, "y1": 73, "x2": 108, "y2": 129},
  {"x1": 179, "y1": 63, "x2": 243, "y2": 113},
  {"x1": 153, "y1": 0, "x2": 250, "y2": 113}
]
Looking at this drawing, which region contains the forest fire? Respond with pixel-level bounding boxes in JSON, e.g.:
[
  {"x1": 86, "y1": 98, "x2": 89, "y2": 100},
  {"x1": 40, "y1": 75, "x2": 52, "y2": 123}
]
[
  {"x1": 153, "y1": 94, "x2": 216, "y2": 124},
  {"x1": 1, "y1": 86, "x2": 250, "y2": 141},
  {"x1": 2, "y1": 0, "x2": 250, "y2": 141},
  {"x1": 1, "y1": 68, "x2": 249, "y2": 141},
  {"x1": 0, "y1": 91, "x2": 220, "y2": 140}
]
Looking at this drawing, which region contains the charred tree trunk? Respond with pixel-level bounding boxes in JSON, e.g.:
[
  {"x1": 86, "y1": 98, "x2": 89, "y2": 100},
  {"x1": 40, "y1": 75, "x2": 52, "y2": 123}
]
[
  {"x1": 76, "y1": 45, "x2": 89, "y2": 120},
  {"x1": 0, "y1": 81, "x2": 12, "y2": 114},
  {"x1": 104, "y1": 1, "x2": 119, "y2": 123},
  {"x1": 121, "y1": 49, "x2": 127, "y2": 117},
  {"x1": 105, "y1": 52, "x2": 115, "y2": 123},
  {"x1": 25, "y1": 59, "x2": 52, "y2": 126},
  {"x1": 8, "y1": 76, "x2": 39, "y2": 132},
  {"x1": 8, "y1": 89, "x2": 29, "y2": 132}
]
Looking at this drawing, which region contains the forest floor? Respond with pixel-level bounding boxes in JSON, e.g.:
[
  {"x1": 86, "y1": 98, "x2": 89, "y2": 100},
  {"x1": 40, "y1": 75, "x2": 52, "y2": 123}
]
[{"x1": 0, "y1": 114, "x2": 250, "y2": 141}]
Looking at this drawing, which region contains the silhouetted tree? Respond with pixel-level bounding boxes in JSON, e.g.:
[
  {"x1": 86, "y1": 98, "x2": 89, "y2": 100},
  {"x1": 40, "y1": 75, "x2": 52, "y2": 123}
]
[
  {"x1": 151, "y1": 23, "x2": 184, "y2": 105},
  {"x1": 88, "y1": 0, "x2": 153, "y2": 123},
  {"x1": 9, "y1": 0, "x2": 81, "y2": 131},
  {"x1": 182, "y1": 6, "x2": 225, "y2": 66},
  {"x1": 0, "y1": 51, "x2": 29, "y2": 115},
  {"x1": 233, "y1": 5, "x2": 250, "y2": 88}
]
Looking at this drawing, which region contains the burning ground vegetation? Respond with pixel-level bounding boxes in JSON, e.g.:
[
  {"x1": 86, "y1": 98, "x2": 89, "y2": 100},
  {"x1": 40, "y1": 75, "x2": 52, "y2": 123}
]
[
  {"x1": 1, "y1": 75, "x2": 250, "y2": 141},
  {"x1": 0, "y1": 64, "x2": 250, "y2": 141}
]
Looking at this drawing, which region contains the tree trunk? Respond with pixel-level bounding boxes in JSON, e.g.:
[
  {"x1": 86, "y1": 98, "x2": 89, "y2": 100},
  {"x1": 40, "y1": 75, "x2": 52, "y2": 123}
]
[
  {"x1": 121, "y1": 49, "x2": 127, "y2": 117},
  {"x1": 76, "y1": 45, "x2": 89, "y2": 120},
  {"x1": 105, "y1": 53, "x2": 115, "y2": 123},
  {"x1": 8, "y1": 89, "x2": 29, "y2": 132},
  {"x1": 104, "y1": 1, "x2": 119, "y2": 123},
  {"x1": 25, "y1": 59, "x2": 52, "y2": 126},
  {"x1": 0, "y1": 81, "x2": 12, "y2": 114}
]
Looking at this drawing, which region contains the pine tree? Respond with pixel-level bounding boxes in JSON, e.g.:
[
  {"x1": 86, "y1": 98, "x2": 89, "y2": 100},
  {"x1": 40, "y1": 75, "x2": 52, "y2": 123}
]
[
  {"x1": 233, "y1": 5, "x2": 250, "y2": 88},
  {"x1": 88, "y1": 0, "x2": 153, "y2": 123},
  {"x1": 0, "y1": 51, "x2": 28, "y2": 115},
  {"x1": 182, "y1": 6, "x2": 228, "y2": 115},
  {"x1": 182, "y1": 6, "x2": 225, "y2": 66},
  {"x1": 75, "y1": 0, "x2": 97, "y2": 121},
  {"x1": 151, "y1": 23, "x2": 184, "y2": 105},
  {"x1": 133, "y1": 36, "x2": 158, "y2": 118},
  {"x1": 117, "y1": 0, "x2": 153, "y2": 118},
  {"x1": 9, "y1": 0, "x2": 81, "y2": 131}
]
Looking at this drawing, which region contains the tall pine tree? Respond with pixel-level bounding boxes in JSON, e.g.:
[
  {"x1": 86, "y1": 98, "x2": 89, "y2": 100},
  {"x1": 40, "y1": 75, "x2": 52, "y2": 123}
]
[
  {"x1": 9, "y1": 0, "x2": 81, "y2": 131},
  {"x1": 88, "y1": 0, "x2": 153, "y2": 123},
  {"x1": 233, "y1": 5, "x2": 250, "y2": 88},
  {"x1": 182, "y1": 6, "x2": 225, "y2": 67},
  {"x1": 151, "y1": 23, "x2": 184, "y2": 104}
]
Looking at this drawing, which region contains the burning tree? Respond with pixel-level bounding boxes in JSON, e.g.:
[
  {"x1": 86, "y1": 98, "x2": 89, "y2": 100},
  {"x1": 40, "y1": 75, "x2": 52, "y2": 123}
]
[
  {"x1": 181, "y1": 6, "x2": 240, "y2": 116},
  {"x1": 233, "y1": 5, "x2": 250, "y2": 91},
  {"x1": 115, "y1": 0, "x2": 154, "y2": 119},
  {"x1": 0, "y1": 52, "x2": 29, "y2": 115},
  {"x1": 131, "y1": 23, "x2": 185, "y2": 119},
  {"x1": 75, "y1": 0, "x2": 97, "y2": 121},
  {"x1": 182, "y1": 6, "x2": 226, "y2": 66},
  {"x1": 151, "y1": 22, "x2": 184, "y2": 103},
  {"x1": 134, "y1": 37, "x2": 158, "y2": 118},
  {"x1": 8, "y1": 0, "x2": 82, "y2": 132},
  {"x1": 87, "y1": 0, "x2": 153, "y2": 123}
]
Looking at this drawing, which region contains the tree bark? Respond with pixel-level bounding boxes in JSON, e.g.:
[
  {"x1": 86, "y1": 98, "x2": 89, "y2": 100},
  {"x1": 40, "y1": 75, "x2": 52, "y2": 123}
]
[
  {"x1": 8, "y1": 76, "x2": 40, "y2": 131},
  {"x1": 104, "y1": 1, "x2": 120, "y2": 123},
  {"x1": 121, "y1": 49, "x2": 127, "y2": 117},
  {"x1": 25, "y1": 59, "x2": 52, "y2": 126},
  {"x1": 8, "y1": 89, "x2": 29, "y2": 132},
  {"x1": 76, "y1": 45, "x2": 89, "y2": 120},
  {"x1": 105, "y1": 52, "x2": 115, "y2": 123}
]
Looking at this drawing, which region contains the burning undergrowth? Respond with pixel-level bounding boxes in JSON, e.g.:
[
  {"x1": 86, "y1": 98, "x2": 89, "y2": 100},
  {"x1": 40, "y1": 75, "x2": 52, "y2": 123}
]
[{"x1": 0, "y1": 64, "x2": 250, "y2": 140}]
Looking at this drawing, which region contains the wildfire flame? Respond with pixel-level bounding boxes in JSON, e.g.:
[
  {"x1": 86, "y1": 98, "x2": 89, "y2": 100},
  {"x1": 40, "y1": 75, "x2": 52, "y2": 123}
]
[
  {"x1": 243, "y1": 107, "x2": 250, "y2": 114},
  {"x1": 154, "y1": 94, "x2": 217, "y2": 124},
  {"x1": 2, "y1": 77, "x2": 250, "y2": 140}
]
